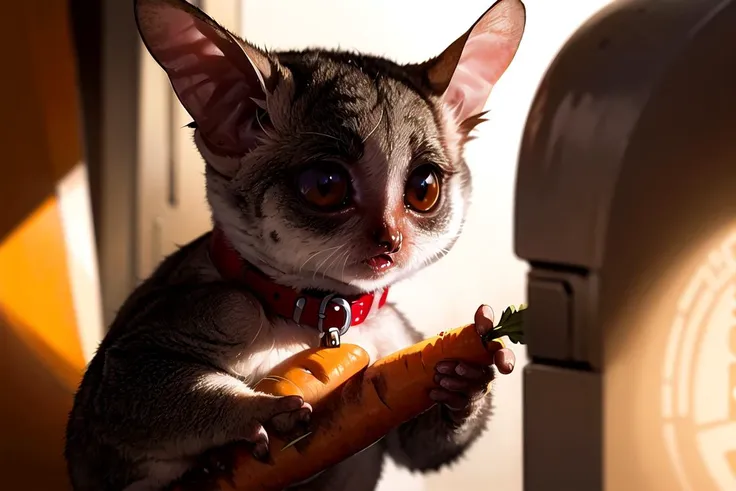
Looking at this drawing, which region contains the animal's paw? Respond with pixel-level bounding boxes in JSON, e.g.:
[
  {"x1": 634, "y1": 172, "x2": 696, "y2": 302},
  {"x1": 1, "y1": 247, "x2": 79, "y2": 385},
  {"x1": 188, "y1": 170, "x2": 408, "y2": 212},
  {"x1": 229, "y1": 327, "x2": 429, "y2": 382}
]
[
  {"x1": 269, "y1": 398, "x2": 312, "y2": 435},
  {"x1": 430, "y1": 304, "x2": 516, "y2": 423},
  {"x1": 243, "y1": 394, "x2": 312, "y2": 460},
  {"x1": 430, "y1": 360, "x2": 494, "y2": 412}
]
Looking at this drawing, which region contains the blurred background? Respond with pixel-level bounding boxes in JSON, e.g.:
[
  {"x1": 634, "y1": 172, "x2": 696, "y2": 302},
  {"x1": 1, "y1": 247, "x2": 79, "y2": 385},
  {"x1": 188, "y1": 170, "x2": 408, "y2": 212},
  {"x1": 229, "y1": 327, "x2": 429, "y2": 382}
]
[{"x1": 0, "y1": 0, "x2": 617, "y2": 490}]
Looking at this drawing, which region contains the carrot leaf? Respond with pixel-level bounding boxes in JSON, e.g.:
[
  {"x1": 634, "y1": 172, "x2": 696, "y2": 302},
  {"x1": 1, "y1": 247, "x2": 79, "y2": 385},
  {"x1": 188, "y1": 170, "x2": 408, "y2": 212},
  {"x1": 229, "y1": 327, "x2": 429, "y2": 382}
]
[{"x1": 481, "y1": 304, "x2": 526, "y2": 345}]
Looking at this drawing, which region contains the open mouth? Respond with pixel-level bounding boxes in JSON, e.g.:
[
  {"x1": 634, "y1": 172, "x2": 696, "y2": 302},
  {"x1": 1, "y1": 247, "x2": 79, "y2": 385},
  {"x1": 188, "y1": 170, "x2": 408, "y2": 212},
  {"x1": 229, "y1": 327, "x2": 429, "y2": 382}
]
[{"x1": 363, "y1": 254, "x2": 395, "y2": 273}]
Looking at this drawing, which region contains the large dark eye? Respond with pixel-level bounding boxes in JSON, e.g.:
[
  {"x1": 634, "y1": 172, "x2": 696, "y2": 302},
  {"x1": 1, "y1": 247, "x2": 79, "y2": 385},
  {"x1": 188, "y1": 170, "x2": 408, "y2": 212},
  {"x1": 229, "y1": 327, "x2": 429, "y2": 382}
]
[
  {"x1": 296, "y1": 163, "x2": 350, "y2": 211},
  {"x1": 404, "y1": 164, "x2": 441, "y2": 213}
]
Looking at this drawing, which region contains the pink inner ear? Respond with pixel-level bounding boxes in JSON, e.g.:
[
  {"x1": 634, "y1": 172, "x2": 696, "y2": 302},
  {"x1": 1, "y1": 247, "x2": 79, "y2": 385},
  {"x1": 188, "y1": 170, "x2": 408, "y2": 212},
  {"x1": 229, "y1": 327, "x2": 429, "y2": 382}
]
[
  {"x1": 443, "y1": 32, "x2": 518, "y2": 123},
  {"x1": 142, "y1": 4, "x2": 266, "y2": 156}
]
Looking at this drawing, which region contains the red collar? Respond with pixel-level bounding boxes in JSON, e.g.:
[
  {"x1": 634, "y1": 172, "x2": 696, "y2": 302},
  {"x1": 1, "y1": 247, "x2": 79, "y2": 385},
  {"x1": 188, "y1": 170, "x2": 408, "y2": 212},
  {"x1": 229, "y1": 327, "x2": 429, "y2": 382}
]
[{"x1": 208, "y1": 227, "x2": 389, "y2": 345}]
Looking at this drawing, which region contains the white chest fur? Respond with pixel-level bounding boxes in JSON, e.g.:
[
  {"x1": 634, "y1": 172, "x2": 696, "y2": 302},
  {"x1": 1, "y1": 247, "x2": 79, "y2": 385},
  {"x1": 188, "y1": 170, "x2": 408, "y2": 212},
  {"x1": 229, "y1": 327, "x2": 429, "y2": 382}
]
[{"x1": 228, "y1": 305, "x2": 418, "y2": 387}]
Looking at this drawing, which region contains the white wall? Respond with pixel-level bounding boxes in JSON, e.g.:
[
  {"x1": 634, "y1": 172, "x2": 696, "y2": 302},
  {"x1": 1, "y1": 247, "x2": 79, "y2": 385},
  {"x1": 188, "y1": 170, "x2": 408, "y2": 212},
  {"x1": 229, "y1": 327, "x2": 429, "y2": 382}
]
[
  {"x1": 239, "y1": 1, "x2": 613, "y2": 490},
  {"x1": 57, "y1": 162, "x2": 105, "y2": 364}
]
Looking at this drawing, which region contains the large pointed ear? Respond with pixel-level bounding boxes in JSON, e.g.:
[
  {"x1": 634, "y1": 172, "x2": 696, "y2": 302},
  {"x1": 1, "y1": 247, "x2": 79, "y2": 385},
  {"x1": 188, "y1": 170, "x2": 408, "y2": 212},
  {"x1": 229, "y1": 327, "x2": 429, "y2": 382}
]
[
  {"x1": 134, "y1": 0, "x2": 274, "y2": 160},
  {"x1": 415, "y1": 0, "x2": 525, "y2": 125}
]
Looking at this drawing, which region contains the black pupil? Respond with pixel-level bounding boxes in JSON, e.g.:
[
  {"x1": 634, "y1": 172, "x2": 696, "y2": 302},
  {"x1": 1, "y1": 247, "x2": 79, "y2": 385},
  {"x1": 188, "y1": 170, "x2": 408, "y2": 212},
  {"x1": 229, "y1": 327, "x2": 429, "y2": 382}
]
[
  {"x1": 299, "y1": 166, "x2": 345, "y2": 205},
  {"x1": 411, "y1": 170, "x2": 432, "y2": 201},
  {"x1": 317, "y1": 173, "x2": 336, "y2": 196}
]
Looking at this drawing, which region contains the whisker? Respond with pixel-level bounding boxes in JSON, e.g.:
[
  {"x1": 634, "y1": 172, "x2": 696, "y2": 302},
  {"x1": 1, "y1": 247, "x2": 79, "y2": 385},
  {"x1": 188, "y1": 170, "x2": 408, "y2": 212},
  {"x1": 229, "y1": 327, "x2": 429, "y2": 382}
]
[
  {"x1": 299, "y1": 251, "x2": 324, "y2": 274},
  {"x1": 250, "y1": 97, "x2": 268, "y2": 110},
  {"x1": 361, "y1": 109, "x2": 384, "y2": 143},
  {"x1": 340, "y1": 250, "x2": 352, "y2": 281},
  {"x1": 314, "y1": 244, "x2": 345, "y2": 281},
  {"x1": 255, "y1": 109, "x2": 273, "y2": 139},
  {"x1": 413, "y1": 241, "x2": 457, "y2": 269},
  {"x1": 323, "y1": 247, "x2": 349, "y2": 280},
  {"x1": 298, "y1": 245, "x2": 342, "y2": 274},
  {"x1": 301, "y1": 131, "x2": 340, "y2": 141},
  {"x1": 249, "y1": 318, "x2": 265, "y2": 347},
  {"x1": 314, "y1": 245, "x2": 343, "y2": 273}
]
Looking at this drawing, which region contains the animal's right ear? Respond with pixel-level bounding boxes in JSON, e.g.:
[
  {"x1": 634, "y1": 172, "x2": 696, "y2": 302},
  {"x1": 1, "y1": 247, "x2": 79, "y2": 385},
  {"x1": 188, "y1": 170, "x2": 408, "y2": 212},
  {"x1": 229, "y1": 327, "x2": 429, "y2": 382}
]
[
  {"x1": 135, "y1": 0, "x2": 274, "y2": 167},
  {"x1": 412, "y1": 0, "x2": 525, "y2": 128}
]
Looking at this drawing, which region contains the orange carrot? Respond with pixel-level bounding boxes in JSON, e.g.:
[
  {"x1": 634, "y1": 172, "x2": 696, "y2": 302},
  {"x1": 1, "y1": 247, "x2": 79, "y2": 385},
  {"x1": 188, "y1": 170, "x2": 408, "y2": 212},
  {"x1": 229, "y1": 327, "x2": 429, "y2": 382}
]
[
  {"x1": 252, "y1": 344, "x2": 371, "y2": 403},
  {"x1": 174, "y1": 307, "x2": 525, "y2": 491}
]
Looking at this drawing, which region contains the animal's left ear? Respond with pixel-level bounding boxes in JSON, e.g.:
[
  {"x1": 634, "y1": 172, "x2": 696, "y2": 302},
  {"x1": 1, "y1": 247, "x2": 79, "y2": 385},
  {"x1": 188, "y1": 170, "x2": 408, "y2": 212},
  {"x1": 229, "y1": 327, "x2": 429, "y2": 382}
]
[
  {"x1": 134, "y1": 0, "x2": 276, "y2": 166},
  {"x1": 415, "y1": 0, "x2": 526, "y2": 124}
]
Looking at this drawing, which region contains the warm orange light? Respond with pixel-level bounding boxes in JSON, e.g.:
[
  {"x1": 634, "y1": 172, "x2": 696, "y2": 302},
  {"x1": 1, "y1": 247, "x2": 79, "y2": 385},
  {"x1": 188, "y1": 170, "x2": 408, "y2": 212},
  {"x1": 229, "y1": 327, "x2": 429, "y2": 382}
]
[{"x1": 0, "y1": 196, "x2": 86, "y2": 391}]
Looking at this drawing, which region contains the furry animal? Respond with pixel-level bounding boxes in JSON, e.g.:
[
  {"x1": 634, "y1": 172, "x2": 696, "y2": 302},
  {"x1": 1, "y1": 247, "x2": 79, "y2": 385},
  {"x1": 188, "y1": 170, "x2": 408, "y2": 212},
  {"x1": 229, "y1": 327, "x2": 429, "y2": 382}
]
[{"x1": 64, "y1": 0, "x2": 526, "y2": 490}]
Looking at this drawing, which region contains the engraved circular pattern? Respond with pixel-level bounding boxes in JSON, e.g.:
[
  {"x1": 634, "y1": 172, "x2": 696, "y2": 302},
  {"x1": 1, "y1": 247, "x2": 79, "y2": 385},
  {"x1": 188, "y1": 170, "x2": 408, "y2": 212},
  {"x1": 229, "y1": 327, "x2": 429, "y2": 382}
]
[{"x1": 661, "y1": 231, "x2": 736, "y2": 491}]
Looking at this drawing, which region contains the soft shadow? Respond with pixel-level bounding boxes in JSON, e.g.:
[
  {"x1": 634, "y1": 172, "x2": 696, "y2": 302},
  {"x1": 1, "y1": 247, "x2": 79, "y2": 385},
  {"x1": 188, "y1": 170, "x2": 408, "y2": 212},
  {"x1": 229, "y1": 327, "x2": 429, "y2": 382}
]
[{"x1": 0, "y1": 307, "x2": 80, "y2": 490}]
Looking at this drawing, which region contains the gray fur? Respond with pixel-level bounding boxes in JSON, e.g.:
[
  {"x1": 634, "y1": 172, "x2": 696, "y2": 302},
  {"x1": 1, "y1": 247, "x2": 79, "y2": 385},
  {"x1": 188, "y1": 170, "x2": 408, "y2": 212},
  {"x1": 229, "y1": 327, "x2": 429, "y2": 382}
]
[
  {"x1": 65, "y1": 0, "x2": 524, "y2": 489},
  {"x1": 202, "y1": 48, "x2": 471, "y2": 295}
]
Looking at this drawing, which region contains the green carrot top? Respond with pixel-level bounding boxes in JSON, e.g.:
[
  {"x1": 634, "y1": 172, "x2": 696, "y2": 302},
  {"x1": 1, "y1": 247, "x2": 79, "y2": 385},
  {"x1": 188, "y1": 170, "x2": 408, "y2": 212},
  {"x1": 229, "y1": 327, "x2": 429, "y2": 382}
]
[{"x1": 481, "y1": 304, "x2": 526, "y2": 345}]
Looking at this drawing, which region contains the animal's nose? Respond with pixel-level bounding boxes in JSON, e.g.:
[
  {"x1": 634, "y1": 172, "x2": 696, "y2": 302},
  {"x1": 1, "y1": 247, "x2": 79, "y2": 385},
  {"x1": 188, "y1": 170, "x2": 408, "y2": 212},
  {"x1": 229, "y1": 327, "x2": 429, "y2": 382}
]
[{"x1": 373, "y1": 225, "x2": 403, "y2": 254}]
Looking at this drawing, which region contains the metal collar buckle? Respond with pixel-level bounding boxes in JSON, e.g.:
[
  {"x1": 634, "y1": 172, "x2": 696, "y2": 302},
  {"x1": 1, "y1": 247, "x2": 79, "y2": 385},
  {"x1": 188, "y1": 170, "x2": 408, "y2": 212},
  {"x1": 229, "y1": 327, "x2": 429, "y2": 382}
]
[{"x1": 317, "y1": 294, "x2": 352, "y2": 348}]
